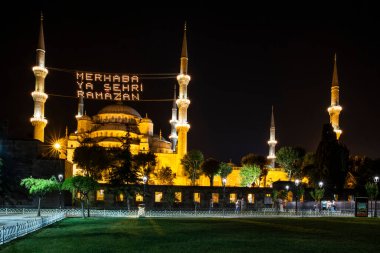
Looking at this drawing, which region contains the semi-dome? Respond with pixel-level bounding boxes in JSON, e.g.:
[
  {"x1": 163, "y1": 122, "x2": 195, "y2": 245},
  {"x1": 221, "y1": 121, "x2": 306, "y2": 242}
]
[{"x1": 98, "y1": 104, "x2": 141, "y2": 118}]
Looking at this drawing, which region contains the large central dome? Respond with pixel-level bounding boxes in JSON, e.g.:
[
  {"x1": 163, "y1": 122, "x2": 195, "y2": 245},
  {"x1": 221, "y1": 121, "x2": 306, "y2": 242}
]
[{"x1": 98, "y1": 104, "x2": 141, "y2": 118}]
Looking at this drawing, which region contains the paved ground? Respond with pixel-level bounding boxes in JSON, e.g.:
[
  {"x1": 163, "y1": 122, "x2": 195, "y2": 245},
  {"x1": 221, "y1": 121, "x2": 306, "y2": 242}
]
[{"x1": 0, "y1": 214, "x2": 43, "y2": 227}]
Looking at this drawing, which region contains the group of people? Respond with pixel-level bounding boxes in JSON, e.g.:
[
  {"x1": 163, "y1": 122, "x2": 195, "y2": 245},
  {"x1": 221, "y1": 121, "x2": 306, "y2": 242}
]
[{"x1": 235, "y1": 198, "x2": 246, "y2": 212}]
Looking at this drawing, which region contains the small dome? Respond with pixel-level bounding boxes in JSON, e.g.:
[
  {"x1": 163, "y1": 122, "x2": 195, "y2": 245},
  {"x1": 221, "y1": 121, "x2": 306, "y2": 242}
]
[
  {"x1": 140, "y1": 117, "x2": 152, "y2": 123},
  {"x1": 78, "y1": 115, "x2": 91, "y2": 120},
  {"x1": 98, "y1": 104, "x2": 141, "y2": 118}
]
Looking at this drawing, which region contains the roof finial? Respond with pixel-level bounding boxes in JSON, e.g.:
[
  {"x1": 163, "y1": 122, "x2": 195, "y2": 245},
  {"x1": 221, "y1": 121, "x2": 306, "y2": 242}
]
[
  {"x1": 37, "y1": 12, "x2": 45, "y2": 50},
  {"x1": 332, "y1": 53, "x2": 339, "y2": 86},
  {"x1": 145, "y1": 113, "x2": 148, "y2": 118},
  {"x1": 181, "y1": 22, "x2": 188, "y2": 58},
  {"x1": 159, "y1": 129, "x2": 162, "y2": 140}
]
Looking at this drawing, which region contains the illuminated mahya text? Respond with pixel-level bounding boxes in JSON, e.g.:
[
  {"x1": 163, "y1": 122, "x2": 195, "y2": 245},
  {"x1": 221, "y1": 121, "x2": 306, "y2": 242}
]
[{"x1": 76, "y1": 72, "x2": 143, "y2": 101}]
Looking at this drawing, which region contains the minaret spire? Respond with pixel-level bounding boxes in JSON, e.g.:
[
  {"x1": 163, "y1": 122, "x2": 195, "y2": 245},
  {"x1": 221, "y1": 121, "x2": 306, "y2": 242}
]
[
  {"x1": 327, "y1": 53, "x2": 342, "y2": 140},
  {"x1": 176, "y1": 22, "x2": 191, "y2": 176},
  {"x1": 30, "y1": 13, "x2": 48, "y2": 142},
  {"x1": 267, "y1": 106, "x2": 277, "y2": 168},
  {"x1": 169, "y1": 85, "x2": 178, "y2": 151}
]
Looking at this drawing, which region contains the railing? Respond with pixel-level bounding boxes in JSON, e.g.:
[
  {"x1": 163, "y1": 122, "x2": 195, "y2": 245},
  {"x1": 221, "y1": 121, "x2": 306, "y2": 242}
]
[{"x1": 0, "y1": 212, "x2": 66, "y2": 245}]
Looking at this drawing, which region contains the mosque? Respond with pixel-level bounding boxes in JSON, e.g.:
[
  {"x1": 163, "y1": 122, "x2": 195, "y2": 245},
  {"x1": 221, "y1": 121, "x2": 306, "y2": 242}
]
[{"x1": 29, "y1": 16, "x2": 342, "y2": 188}]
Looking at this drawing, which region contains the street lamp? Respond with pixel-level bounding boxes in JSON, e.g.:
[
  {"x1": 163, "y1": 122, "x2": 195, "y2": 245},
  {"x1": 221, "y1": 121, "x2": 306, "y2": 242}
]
[
  {"x1": 374, "y1": 176, "x2": 379, "y2": 218},
  {"x1": 318, "y1": 181, "x2": 324, "y2": 211},
  {"x1": 58, "y1": 174, "x2": 63, "y2": 209},
  {"x1": 143, "y1": 176, "x2": 148, "y2": 205},
  {"x1": 295, "y1": 179, "x2": 300, "y2": 215},
  {"x1": 222, "y1": 178, "x2": 227, "y2": 213}
]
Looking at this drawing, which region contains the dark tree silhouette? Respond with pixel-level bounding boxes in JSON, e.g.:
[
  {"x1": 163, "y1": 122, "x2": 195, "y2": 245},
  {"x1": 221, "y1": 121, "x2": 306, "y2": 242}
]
[
  {"x1": 201, "y1": 158, "x2": 220, "y2": 186},
  {"x1": 315, "y1": 123, "x2": 349, "y2": 195}
]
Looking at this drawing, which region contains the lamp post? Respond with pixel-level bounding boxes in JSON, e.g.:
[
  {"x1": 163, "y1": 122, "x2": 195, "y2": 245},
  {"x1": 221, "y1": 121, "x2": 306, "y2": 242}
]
[
  {"x1": 143, "y1": 176, "x2": 148, "y2": 206},
  {"x1": 374, "y1": 176, "x2": 379, "y2": 218},
  {"x1": 58, "y1": 174, "x2": 63, "y2": 209},
  {"x1": 295, "y1": 179, "x2": 300, "y2": 215},
  {"x1": 318, "y1": 181, "x2": 324, "y2": 211},
  {"x1": 285, "y1": 185, "x2": 289, "y2": 211},
  {"x1": 222, "y1": 178, "x2": 227, "y2": 213}
]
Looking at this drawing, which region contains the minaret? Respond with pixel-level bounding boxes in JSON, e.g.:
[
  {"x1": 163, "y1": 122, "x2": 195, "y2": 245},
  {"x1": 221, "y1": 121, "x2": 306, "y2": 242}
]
[
  {"x1": 76, "y1": 95, "x2": 84, "y2": 118},
  {"x1": 176, "y1": 22, "x2": 191, "y2": 168},
  {"x1": 30, "y1": 13, "x2": 48, "y2": 142},
  {"x1": 267, "y1": 106, "x2": 277, "y2": 168},
  {"x1": 169, "y1": 85, "x2": 178, "y2": 151},
  {"x1": 327, "y1": 54, "x2": 342, "y2": 140}
]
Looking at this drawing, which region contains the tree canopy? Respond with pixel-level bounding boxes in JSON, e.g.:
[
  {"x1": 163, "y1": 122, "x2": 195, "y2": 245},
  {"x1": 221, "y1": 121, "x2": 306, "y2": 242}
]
[
  {"x1": 218, "y1": 162, "x2": 233, "y2": 181},
  {"x1": 73, "y1": 144, "x2": 110, "y2": 180},
  {"x1": 201, "y1": 158, "x2": 220, "y2": 186},
  {"x1": 155, "y1": 166, "x2": 176, "y2": 185},
  {"x1": 181, "y1": 150, "x2": 204, "y2": 186},
  {"x1": 240, "y1": 164, "x2": 261, "y2": 187},
  {"x1": 20, "y1": 176, "x2": 59, "y2": 216},
  {"x1": 62, "y1": 176, "x2": 98, "y2": 218},
  {"x1": 276, "y1": 146, "x2": 305, "y2": 180}
]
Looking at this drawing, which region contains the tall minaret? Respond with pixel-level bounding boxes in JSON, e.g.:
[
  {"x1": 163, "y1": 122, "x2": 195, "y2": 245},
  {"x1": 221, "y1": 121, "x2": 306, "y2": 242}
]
[
  {"x1": 30, "y1": 13, "x2": 48, "y2": 142},
  {"x1": 169, "y1": 85, "x2": 178, "y2": 151},
  {"x1": 327, "y1": 54, "x2": 342, "y2": 140},
  {"x1": 176, "y1": 22, "x2": 191, "y2": 169},
  {"x1": 267, "y1": 106, "x2": 277, "y2": 168}
]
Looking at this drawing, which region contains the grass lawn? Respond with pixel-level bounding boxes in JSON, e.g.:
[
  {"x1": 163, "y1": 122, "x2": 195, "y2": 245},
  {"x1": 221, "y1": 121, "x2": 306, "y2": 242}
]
[{"x1": 1, "y1": 217, "x2": 379, "y2": 253}]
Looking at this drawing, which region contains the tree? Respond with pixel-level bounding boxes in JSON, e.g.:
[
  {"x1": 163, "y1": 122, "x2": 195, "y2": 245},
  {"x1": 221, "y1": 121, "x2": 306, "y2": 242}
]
[
  {"x1": 155, "y1": 166, "x2": 176, "y2": 185},
  {"x1": 276, "y1": 146, "x2": 305, "y2": 180},
  {"x1": 310, "y1": 188, "x2": 325, "y2": 210},
  {"x1": 20, "y1": 176, "x2": 59, "y2": 216},
  {"x1": 365, "y1": 182, "x2": 378, "y2": 201},
  {"x1": 315, "y1": 123, "x2": 349, "y2": 193},
  {"x1": 62, "y1": 176, "x2": 98, "y2": 218},
  {"x1": 181, "y1": 150, "x2": 204, "y2": 186},
  {"x1": 201, "y1": 158, "x2": 220, "y2": 186},
  {"x1": 162, "y1": 188, "x2": 178, "y2": 210},
  {"x1": 109, "y1": 132, "x2": 139, "y2": 185},
  {"x1": 241, "y1": 153, "x2": 268, "y2": 187},
  {"x1": 134, "y1": 152, "x2": 157, "y2": 182},
  {"x1": 73, "y1": 143, "x2": 110, "y2": 180},
  {"x1": 239, "y1": 164, "x2": 261, "y2": 187},
  {"x1": 218, "y1": 162, "x2": 233, "y2": 180}
]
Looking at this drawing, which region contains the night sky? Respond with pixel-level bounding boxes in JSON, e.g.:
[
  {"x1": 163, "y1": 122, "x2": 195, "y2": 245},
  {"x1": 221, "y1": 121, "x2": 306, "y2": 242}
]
[{"x1": 1, "y1": 3, "x2": 380, "y2": 164}]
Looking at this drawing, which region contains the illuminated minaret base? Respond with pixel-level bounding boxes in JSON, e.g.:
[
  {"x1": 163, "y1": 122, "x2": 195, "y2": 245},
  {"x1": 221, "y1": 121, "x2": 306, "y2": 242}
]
[
  {"x1": 267, "y1": 106, "x2": 277, "y2": 168},
  {"x1": 176, "y1": 23, "x2": 191, "y2": 175},
  {"x1": 30, "y1": 14, "x2": 48, "y2": 142},
  {"x1": 169, "y1": 85, "x2": 178, "y2": 151},
  {"x1": 327, "y1": 54, "x2": 342, "y2": 140}
]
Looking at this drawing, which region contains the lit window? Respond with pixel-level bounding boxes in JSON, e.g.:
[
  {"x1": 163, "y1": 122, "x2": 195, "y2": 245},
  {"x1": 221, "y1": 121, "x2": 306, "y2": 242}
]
[
  {"x1": 229, "y1": 193, "x2": 237, "y2": 203},
  {"x1": 155, "y1": 192, "x2": 163, "y2": 202},
  {"x1": 194, "y1": 192, "x2": 200, "y2": 203},
  {"x1": 212, "y1": 193, "x2": 219, "y2": 203},
  {"x1": 175, "y1": 192, "x2": 182, "y2": 202},
  {"x1": 136, "y1": 193, "x2": 143, "y2": 202},
  {"x1": 116, "y1": 193, "x2": 124, "y2": 202},
  {"x1": 248, "y1": 194, "x2": 254, "y2": 203},
  {"x1": 266, "y1": 193, "x2": 271, "y2": 197},
  {"x1": 97, "y1": 190, "x2": 104, "y2": 201}
]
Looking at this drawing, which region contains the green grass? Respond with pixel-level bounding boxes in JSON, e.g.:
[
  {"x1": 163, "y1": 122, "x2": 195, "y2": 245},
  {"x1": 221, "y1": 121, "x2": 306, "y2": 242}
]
[{"x1": 1, "y1": 217, "x2": 380, "y2": 253}]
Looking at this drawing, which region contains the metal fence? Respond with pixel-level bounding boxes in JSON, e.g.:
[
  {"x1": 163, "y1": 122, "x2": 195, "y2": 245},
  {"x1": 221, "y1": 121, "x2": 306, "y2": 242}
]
[
  {"x1": 0, "y1": 212, "x2": 66, "y2": 245},
  {"x1": 0, "y1": 207, "x2": 355, "y2": 218}
]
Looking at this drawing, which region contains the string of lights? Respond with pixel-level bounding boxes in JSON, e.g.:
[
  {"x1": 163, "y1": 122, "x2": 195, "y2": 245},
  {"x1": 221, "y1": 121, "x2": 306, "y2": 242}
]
[
  {"x1": 47, "y1": 67, "x2": 177, "y2": 79},
  {"x1": 47, "y1": 93, "x2": 174, "y2": 102}
]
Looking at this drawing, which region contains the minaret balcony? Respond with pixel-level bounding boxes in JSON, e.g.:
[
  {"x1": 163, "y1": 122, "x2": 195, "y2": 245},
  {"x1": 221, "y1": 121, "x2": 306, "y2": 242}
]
[
  {"x1": 32, "y1": 66, "x2": 48, "y2": 75},
  {"x1": 176, "y1": 74, "x2": 191, "y2": 82},
  {"x1": 267, "y1": 140, "x2": 277, "y2": 145},
  {"x1": 176, "y1": 123, "x2": 190, "y2": 130},
  {"x1": 327, "y1": 105, "x2": 342, "y2": 113},
  {"x1": 267, "y1": 155, "x2": 276, "y2": 159},
  {"x1": 30, "y1": 117, "x2": 48, "y2": 124},
  {"x1": 31, "y1": 91, "x2": 48, "y2": 101}
]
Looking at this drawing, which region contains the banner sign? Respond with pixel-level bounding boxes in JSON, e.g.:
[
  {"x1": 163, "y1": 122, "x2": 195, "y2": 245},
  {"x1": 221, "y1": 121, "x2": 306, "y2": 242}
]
[{"x1": 76, "y1": 72, "x2": 143, "y2": 101}]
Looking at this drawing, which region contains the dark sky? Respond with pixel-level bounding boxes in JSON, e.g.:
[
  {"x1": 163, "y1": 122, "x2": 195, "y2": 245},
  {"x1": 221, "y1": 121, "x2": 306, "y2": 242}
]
[{"x1": 1, "y1": 2, "x2": 380, "y2": 164}]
